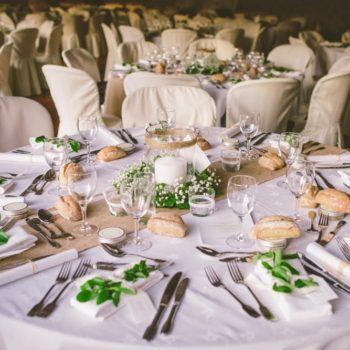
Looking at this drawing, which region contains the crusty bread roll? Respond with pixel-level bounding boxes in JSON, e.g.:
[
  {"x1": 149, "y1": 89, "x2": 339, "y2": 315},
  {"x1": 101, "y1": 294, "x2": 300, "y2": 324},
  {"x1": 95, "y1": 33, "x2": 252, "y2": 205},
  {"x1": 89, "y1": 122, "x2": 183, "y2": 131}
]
[
  {"x1": 147, "y1": 212, "x2": 187, "y2": 238},
  {"x1": 315, "y1": 188, "x2": 350, "y2": 213},
  {"x1": 59, "y1": 162, "x2": 83, "y2": 186},
  {"x1": 197, "y1": 137, "x2": 211, "y2": 151},
  {"x1": 211, "y1": 73, "x2": 226, "y2": 83},
  {"x1": 258, "y1": 152, "x2": 285, "y2": 171},
  {"x1": 96, "y1": 146, "x2": 127, "y2": 162},
  {"x1": 55, "y1": 195, "x2": 82, "y2": 221},
  {"x1": 250, "y1": 215, "x2": 301, "y2": 240},
  {"x1": 299, "y1": 184, "x2": 319, "y2": 209}
]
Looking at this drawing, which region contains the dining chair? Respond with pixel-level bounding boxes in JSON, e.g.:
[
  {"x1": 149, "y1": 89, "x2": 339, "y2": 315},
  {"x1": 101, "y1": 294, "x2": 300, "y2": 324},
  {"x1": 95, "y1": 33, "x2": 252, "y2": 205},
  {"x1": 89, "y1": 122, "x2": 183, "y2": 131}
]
[
  {"x1": 16, "y1": 12, "x2": 47, "y2": 29},
  {"x1": 329, "y1": 56, "x2": 350, "y2": 74},
  {"x1": 342, "y1": 31, "x2": 350, "y2": 44},
  {"x1": 188, "y1": 39, "x2": 236, "y2": 61},
  {"x1": 0, "y1": 42, "x2": 13, "y2": 97},
  {"x1": 61, "y1": 13, "x2": 85, "y2": 50},
  {"x1": 9, "y1": 28, "x2": 41, "y2": 97},
  {"x1": 118, "y1": 25, "x2": 144, "y2": 43},
  {"x1": 0, "y1": 97, "x2": 54, "y2": 152},
  {"x1": 301, "y1": 71, "x2": 350, "y2": 147},
  {"x1": 127, "y1": 11, "x2": 142, "y2": 30},
  {"x1": 161, "y1": 29, "x2": 197, "y2": 60},
  {"x1": 123, "y1": 71, "x2": 200, "y2": 96},
  {"x1": 117, "y1": 40, "x2": 159, "y2": 65},
  {"x1": 36, "y1": 20, "x2": 55, "y2": 53},
  {"x1": 299, "y1": 31, "x2": 324, "y2": 52},
  {"x1": 86, "y1": 13, "x2": 107, "y2": 58},
  {"x1": 226, "y1": 78, "x2": 300, "y2": 133},
  {"x1": 102, "y1": 23, "x2": 120, "y2": 81},
  {"x1": 0, "y1": 12, "x2": 15, "y2": 31},
  {"x1": 215, "y1": 28, "x2": 244, "y2": 47},
  {"x1": 122, "y1": 85, "x2": 216, "y2": 128}
]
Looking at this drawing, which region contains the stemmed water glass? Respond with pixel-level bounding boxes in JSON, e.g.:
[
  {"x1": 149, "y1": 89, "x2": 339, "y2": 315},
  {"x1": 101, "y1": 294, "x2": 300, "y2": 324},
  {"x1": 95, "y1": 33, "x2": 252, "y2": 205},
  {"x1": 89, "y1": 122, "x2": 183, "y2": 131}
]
[
  {"x1": 77, "y1": 114, "x2": 99, "y2": 164},
  {"x1": 43, "y1": 139, "x2": 67, "y2": 196},
  {"x1": 286, "y1": 160, "x2": 315, "y2": 221},
  {"x1": 67, "y1": 163, "x2": 98, "y2": 235},
  {"x1": 157, "y1": 107, "x2": 176, "y2": 128},
  {"x1": 120, "y1": 173, "x2": 155, "y2": 251},
  {"x1": 239, "y1": 112, "x2": 260, "y2": 160},
  {"x1": 226, "y1": 175, "x2": 257, "y2": 249}
]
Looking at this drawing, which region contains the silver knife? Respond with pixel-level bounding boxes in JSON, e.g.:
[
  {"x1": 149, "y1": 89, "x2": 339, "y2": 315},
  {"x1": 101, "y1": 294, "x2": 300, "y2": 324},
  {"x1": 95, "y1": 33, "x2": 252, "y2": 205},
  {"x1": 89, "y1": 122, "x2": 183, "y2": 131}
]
[
  {"x1": 143, "y1": 271, "x2": 182, "y2": 341},
  {"x1": 26, "y1": 219, "x2": 61, "y2": 249},
  {"x1": 84, "y1": 262, "x2": 128, "y2": 271},
  {"x1": 20, "y1": 173, "x2": 43, "y2": 196},
  {"x1": 161, "y1": 278, "x2": 189, "y2": 334},
  {"x1": 219, "y1": 256, "x2": 253, "y2": 263}
]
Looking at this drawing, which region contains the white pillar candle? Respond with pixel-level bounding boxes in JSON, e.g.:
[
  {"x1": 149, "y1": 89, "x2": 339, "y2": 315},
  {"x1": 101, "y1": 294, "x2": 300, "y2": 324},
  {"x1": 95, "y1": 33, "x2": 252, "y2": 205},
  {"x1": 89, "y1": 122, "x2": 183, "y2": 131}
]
[{"x1": 154, "y1": 156, "x2": 187, "y2": 186}]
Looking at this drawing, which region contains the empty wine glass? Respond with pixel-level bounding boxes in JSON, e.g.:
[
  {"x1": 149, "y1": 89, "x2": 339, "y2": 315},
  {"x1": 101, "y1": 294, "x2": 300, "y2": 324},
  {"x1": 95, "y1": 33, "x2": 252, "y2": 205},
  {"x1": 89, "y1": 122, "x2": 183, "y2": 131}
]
[
  {"x1": 286, "y1": 160, "x2": 314, "y2": 221},
  {"x1": 120, "y1": 174, "x2": 155, "y2": 251},
  {"x1": 77, "y1": 114, "x2": 99, "y2": 164},
  {"x1": 239, "y1": 112, "x2": 260, "y2": 160},
  {"x1": 67, "y1": 163, "x2": 98, "y2": 235},
  {"x1": 43, "y1": 139, "x2": 67, "y2": 196},
  {"x1": 226, "y1": 175, "x2": 257, "y2": 249},
  {"x1": 157, "y1": 107, "x2": 176, "y2": 128}
]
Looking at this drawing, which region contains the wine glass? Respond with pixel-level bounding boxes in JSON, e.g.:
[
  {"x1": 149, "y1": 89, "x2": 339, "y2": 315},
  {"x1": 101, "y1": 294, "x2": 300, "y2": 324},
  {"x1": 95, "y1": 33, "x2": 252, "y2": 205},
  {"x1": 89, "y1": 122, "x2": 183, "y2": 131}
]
[
  {"x1": 77, "y1": 114, "x2": 99, "y2": 164},
  {"x1": 120, "y1": 173, "x2": 155, "y2": 251},
  {"x1": 157, "y1": 107, "x2": 176, "y2": 128},
  {"x1": 226, "y1": 175, "x2": 257, "y2": 249},
  {"x1": 43, "y1": 139, "x2": 67, "y2": 196},
  {"x1": 239, "y1": 112, "x2": 260, "y2": 160},
  {"x1": 67, "y1": 163, "x2": 98, "y2": 235},
  {"x1": 286, "y1": 160, "x2": 314, "y2": 221}
]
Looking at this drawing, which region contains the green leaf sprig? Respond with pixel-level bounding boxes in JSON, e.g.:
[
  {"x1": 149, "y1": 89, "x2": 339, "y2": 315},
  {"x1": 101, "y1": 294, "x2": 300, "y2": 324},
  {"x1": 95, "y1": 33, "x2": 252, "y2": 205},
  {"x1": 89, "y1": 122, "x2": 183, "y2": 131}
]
[
  {"x1": 253, "y1": 250, "x2": 318, "y2": 294},
  {"x1": 76, "y1": 277, "x2": 136, "y2": 306},
  {"x1": 35, "y1": 136, "x2": 81, "y2": 153},
  {"x1": 0, "y1": 215, "x2": 9, "y2": 245},
  {"x1": 0, "y1": 176, "x2": 7, "y2": 185},
  {"x1": 123, "y1": 260, "x2": 156, "y2": 283}
]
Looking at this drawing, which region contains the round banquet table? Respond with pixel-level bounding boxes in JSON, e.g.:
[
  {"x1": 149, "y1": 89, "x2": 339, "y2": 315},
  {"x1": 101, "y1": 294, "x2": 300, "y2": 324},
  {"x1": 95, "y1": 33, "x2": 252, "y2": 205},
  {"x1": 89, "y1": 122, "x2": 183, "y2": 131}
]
[{"x1": 1, "y1": 128, "x2": 350, "y2": 350}]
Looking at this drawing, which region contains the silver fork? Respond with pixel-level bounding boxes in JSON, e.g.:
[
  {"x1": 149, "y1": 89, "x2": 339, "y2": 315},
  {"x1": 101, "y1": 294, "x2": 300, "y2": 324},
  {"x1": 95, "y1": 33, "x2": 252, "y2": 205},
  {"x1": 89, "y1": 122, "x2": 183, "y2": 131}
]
[
  {"x1": 27, "y1": 262, "x2": 72, "y2": 317},
  {"x1": 37, "y1": 258, "x2": 90, "y2": 318},
  {"x1": 204, "y1": 266, "x2": 260, "y2": 318},
  {"x1": 316, "y1": 213, "x2": 329, "y2": 243},
  {"x1": 227, "y1": 261, "x2": 276, "y2": 321},
  {"x1": 336, "y1": 237, "x2": 350, "y2": 261}
]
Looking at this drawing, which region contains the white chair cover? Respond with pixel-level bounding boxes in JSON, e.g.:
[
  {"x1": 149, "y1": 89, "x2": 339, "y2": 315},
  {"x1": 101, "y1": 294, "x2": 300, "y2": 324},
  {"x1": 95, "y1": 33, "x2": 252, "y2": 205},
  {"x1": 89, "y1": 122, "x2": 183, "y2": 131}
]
[
  {"x1": 9, "y1": 28, "x2": 41, "y2": 97},
  {"x1": 226, "y1": 78, "x2": 300, "y2": 133},
  {"x1": 289, "y1": 36, "x2": 308, "y2": 47},
  {"x1": 37, "y1": 20, "x2": 54, "y2": 53},
  {"x1": 188, "y1": 39, "x2": 235, "y2": 61},
  {"x1": 123, "y1": 71, "x2": 200, "y2": 96},
  {"x1": 62, "y1": 48, "x2": 101, "y2": 82},
  {"x1": 86, "y1": 13, "x2": 107, "y2": 58},
  {"x1": 0, "y1": 12, "x2": 15, "y2": 31},
  {"x1": 173, "y1": 14, "x2": 189, "y2": 28},
  {"x1": 118, "y1": 25, "x2": 144, "y2": 43},
  {"x1": 329, "y1": 56, "x2": 350, "y2": 74},
  {"x1": 213, "y1": 17, "x2": 235, "y2": 30},
  {"x1": 187, "y1": 15, "x2": 212, "y2": 30},
  {"x1": 122, "y1": 86, "x2": 216, "y2": 128},
  {"x1": 215, "y1": 28, "x2": 244, "y2": 47},
  {"x1": 342, "y1": 31, "x2": 350, "y2": 44},
  {"x1": 102, "y1": 23, "x2": 120, "y2": 81},
  {"x1": 161, "y1": 29, "x2": 197, "y2": 60},
  {"x1": 302, "y1": 71, "x2": 350, "y2": 146},
  {"x1": 0, "y1": 97, "x2": 53, "y2": 152},
  {"x1": 117, "y1": 40, "x2": 158, "y2": 64},
  {"x1": 61, "y1": 13, "x2": 84, "y2": 50},
  {"x1": 299, "y1": 31, "x2": 324, "y2": 52},
  {"x1": 17, "y1": 12, "x2": 47, "y2": 29},
  {"x1": 0, "y1": 31, "x2": 4, "y2": 47},
  {"x1": 128, "y1": 11, "x2": 142, "y2": 29},
  {"x1": 0, "y1": 42, "x2": 13, "y2": 96}
]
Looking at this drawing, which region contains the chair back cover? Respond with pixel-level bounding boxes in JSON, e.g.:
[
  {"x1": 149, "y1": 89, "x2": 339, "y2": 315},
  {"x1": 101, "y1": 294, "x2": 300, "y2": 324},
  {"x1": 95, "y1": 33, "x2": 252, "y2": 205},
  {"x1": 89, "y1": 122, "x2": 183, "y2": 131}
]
[
  {"x1": 342, "y1": 31, "x2": 350, "y2": 44},
  {"x1": 119, "y1": 25, "x2": 144, "y2": 43},
  {"x1": 0, "y1": 96, "x2": 53, "y2": 152},
  {"x1": 9, "y1": 28, "x2": 41, "y2": 96},
  {"x1": 0, "y1": 42, "x2": 13, "y2": 96},
  {"x1": 226, "y1": 78, "x2": 300, "y2": 133},
  {"x1": 62, "y1": 48, "x2": 101, "y2": 82},
  {"x1": 122, "y1": 86, "x2": 216, "y2": 128},
  {"x1": 128, "y1": 11, "x2": 142, "y2": 29},
  {"x1": 102, "y1": 23, "x2": 120, "y2": 80},
  {"x1": 86, "y1": 13, "x2": 107, "y2": 58},
  {"x1": 299, "y1": 31, "x2": 324, "y2": 51},
  {"x1": 124, "y1": 71, "x2": 200, "y2": 95},
  {"x1": 61, "y1": 13, "x2": 85, "y2": 50},
  {"x1": 302, "y1": 71, "x2": 350, "y2": 146},
  {"x1": 17, "y1": 12, "x2": 47, "y2": 29},
  {"x1": 117, "y1": 40, "x2": 158, "y2": 64},
  {"x1": 42, "y1": 25, "x2": 63, "y2": 65},
  {"x1": 42, "y1": 65, "x2": 99, "y2": 137},
  {"x1": 0, "y1": 12, "x2": 15, "y2": 31},
  {"x1": 161, "y1": 29, "x2": 197, "y2": 60},
  {"x1": 329, "y1": 56, "x2": 350, "y2": 74},
  {"x1": 215, "y1": 28, "x2": 244, "y2": 47},
  {"x1": 188, "y1": 38, "x2": 235, "y2": 61},
  {"x1": 37, "y1": 20, "x2": 54, "y2": 53}
]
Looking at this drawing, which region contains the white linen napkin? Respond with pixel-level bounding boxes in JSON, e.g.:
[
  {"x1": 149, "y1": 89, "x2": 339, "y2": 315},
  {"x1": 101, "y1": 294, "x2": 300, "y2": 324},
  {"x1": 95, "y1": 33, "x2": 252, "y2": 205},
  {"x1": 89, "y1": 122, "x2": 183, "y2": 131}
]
[
  {"x1": 0, "y1": 227, "x2": 37, "y2": 259},
  {"x1": 95, "y1": 126, "x2": 124, "y2": 146},
  {"x1": 306, "y1": 242, "x2": 350, "y2": 285},
  {"x1": 0, "y1": 196, "x2": 25, "y2": 209},
  {"x1": 220, "y1": 123, "x2": 240, "y2": 139},
  {"x1": 0, "y1": 249, "x2": 78, "y2": 286},
  {"x1": 0, "y1": 178, "x2": 14, "y2": 195},
  {"x1": 307, "y1": 153, "x2": 350, "y2": 164},
  {"x1": 0, "y1": 153, "x2": 46, "y2": 164},
  {"x1": 337, "y1": 170, "x2": 350, "y2": 187}
]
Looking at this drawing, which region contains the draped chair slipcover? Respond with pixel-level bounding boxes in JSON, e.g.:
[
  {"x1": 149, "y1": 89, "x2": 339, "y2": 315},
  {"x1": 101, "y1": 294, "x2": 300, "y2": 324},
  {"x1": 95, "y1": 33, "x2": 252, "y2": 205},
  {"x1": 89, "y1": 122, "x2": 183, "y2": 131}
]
[
  {"x1": 301, "y1": 71, "x2": 350, "y2": 146},
  {"x1": 123, "y1": 71, "x2": 200, "y2": 96},
  {"x1": 299, "y1": 31, "x2": 324, "y2": 52},
  {"x1": 102, "y1": 23, "x2": 120, "y2": 81},
  {"x1": 86, "y1": 13, "x2": 107, "y2": 58},
  {"x1": 122, "y1": 86, "x2": 216, "y2": 128},
  {"x1": 118, "y1": 25, "x2": 145, "y2": 43},
  {"x1": 215, "y1": 28, "x2": 244, "y2": 48},
  {"x1": 161, "y1": 29, "x2": 197, "y2": 60},
  {"x1": 341, "y1": 31, "x2": 350, "y2": 44},
  {"x1": 226, "y1": 78, "x2": 300, "y2": 133},
  {"x1": 0, "y1": 12, "x2": 15, "y2": 31},
  {"x1": 128, "y1": 11, "x2": 142, "y2": 29},
  {"x1": 61, "y1": 13, "x2": 86, "y2": 50},
  {"x1": 117, "y1": 40, "x2": 158, "y2": 64},
  {"x1": 213, "y1": 17, "x2": 235, "y2": 30},
  {"x1": 9, "y1": 28, "x2": 41, "y2": 97},
  {"x1": 36, "y1": 20, "x2": 54, "y2": 53},
  {"x1": 17, "y1": 12, "x2": 47, "y2": 29},
  {"x1": 0, "y1": 97, "x2": 53, "y2": 152},
  {"x1": 173, "y1": 14, "x2": 189, "y2": 28},
  {"x1": 0, "y1": 42, "x2": 13, "y2": 96},
  {"x1": 289, "y1": 36, "x2": 308, "y2": 47},
  {"x1": 188, "y1": 39, "x2": 235, "y2": 61}
]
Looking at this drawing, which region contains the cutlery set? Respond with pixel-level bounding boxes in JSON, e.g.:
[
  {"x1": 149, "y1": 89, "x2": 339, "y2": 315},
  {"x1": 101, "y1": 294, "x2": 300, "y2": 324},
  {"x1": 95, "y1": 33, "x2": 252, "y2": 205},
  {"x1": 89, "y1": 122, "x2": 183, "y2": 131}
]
[
  {"x1": 196, "y1": 246, "x2": 255, "y2": 262},
  {"x1": 18, "y1": 170, "x2": 55, "y2": 197}
]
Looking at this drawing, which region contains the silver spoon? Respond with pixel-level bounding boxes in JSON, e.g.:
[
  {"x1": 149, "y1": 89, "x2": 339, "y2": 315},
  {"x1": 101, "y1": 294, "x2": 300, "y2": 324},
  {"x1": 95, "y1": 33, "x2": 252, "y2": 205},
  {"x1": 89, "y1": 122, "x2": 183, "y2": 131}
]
[
  {"x1": 38, "y1": 209, "x2": 75, "y2": 240},
  {"x1": 35, "y1": 169, "x2": 56, "y2": 195}
]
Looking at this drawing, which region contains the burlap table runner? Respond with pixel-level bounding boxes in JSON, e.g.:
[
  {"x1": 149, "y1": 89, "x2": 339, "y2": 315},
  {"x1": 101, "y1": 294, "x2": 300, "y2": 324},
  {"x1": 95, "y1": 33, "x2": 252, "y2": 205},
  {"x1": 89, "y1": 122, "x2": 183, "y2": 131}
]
[{"x1": 0, "y1": 143, "x2": 344, "y2": 268}]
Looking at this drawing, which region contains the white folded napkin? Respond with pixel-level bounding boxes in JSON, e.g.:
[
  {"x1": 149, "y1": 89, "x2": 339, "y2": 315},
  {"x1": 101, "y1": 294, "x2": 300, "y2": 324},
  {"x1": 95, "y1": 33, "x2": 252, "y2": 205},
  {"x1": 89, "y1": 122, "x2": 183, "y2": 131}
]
[
  {"x1": 0, "y1": 249, "x2": 78, "y2": 286},
  {"x1": 306, "y1": 242, "x2": 350, "y2": 285},
  {"x1": 179, "y1": 144, "x2": 211, "y2": 172},
  {"x1": 220, "y1": 123, "x2": 240, "y2": 139},
  {"x1": 0, "y1": 196, "x2": 25, "y2": 209},
  {"x1": 0, "y1": 227, "x2": 37, "y2": 259},
  {"x1": 29, "y1": 137, "x2": 43, "y2": 150},
  {"x1": 0, "y1": 178, "x2": 13, "y2": 195},
  {"x1": 338, "y1": 170, "x2": 350, "y2": 187},
  {"x1": 308, "y1": 153, "x2": 350, "y2": 164},
  {"x1": 0, "y1": 152, "x2": 46, "y2": 164},
  {"x1": 95, "y1": 126, "x2": 124, "y2": 146}
]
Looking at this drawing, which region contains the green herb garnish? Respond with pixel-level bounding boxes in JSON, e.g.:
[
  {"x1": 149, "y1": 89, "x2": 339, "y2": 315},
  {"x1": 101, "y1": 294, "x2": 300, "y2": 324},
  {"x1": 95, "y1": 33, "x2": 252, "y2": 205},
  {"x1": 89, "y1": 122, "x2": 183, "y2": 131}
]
[
  {"x1": 0, "y1": 176, "x2": 6, "y2": 185},
  {"x1": 123, "y1": 260, "x2": 156, "y2": 283},
  {"x1": 294, "y1": 278, "x2": 319, "y2": 288},
  {"x1": 0, "y1": 230, "x2": 9, "y2": 245},
  {"x1": 35, "y1": 136, "x2": 82, "y2": 153}
]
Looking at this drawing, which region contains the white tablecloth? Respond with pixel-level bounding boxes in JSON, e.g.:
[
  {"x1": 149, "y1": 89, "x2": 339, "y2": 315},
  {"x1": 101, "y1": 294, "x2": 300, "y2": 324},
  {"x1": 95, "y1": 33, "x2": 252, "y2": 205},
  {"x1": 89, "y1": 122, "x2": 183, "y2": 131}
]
[{"x1": 1, "y1": 128, "x2": 350, "y2": 350}]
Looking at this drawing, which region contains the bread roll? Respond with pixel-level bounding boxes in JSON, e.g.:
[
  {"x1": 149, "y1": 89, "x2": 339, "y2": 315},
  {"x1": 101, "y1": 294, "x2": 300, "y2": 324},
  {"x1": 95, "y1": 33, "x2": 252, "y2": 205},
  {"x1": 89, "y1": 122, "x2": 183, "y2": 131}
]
[
  {"x1": 55, "y1": 195, "x2": 82, "y2": 221},
  {"x1": 96, "y1": 146, "x2": 127, "y2": 162},
  {"x1": 197, "y1": 137, "x2": 211, "y2": 151},
  {"x1": 147, "y1": 212, "x2": 187, "y2": 238},
  {"x1": 258, "y1": 152, "x2": 285, "y2": 171},
  {"x1": 250, "y1": 215, "x2": 301, "y2": 240},
  {"x1": 315, "y1": 188, "x2": 350, "y2": 213},
  {"x1": 59, "y1": 162, "x2": 83, "y2": 186},
  {"x1": 299, "y1": 184, "x2": 319, "y2": 208},
  {"x1": 211, "y1": 73, "x2": 226, "y2": 83}
]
